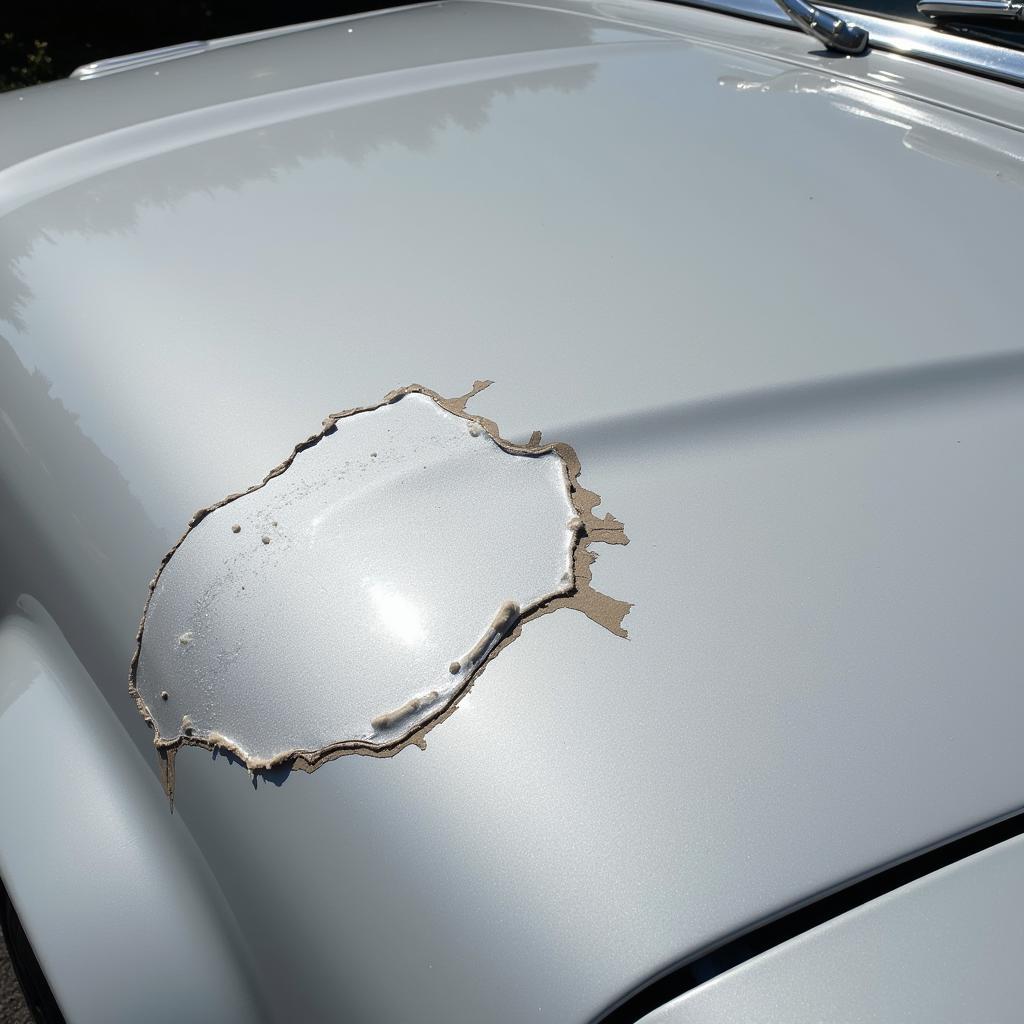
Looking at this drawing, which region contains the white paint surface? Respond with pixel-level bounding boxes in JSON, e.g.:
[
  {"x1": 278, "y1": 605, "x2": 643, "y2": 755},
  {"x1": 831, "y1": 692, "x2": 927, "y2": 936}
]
[{"x1": 136, "y1": 393, "x2": 576, "y2": 762}]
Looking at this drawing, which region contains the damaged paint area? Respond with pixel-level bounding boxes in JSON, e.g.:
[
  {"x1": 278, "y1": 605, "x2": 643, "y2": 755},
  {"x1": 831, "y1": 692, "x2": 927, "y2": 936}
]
[{"x1": 130, "y1": 383, "x2": 629, "y2": 796}]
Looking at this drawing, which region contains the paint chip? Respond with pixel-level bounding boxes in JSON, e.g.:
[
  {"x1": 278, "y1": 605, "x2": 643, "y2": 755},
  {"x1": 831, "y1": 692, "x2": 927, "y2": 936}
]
[{"x1": 130, "y1": 383, "x2": 630, "y2": 801}]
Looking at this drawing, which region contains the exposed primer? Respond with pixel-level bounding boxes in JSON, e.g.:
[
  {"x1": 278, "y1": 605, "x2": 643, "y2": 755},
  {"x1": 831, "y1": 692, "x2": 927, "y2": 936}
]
[
  {"x1": 130, "y1": 382, "x2": 630, "y2": 805},
  {"x1": 204, "y1": 732, "x2": 278, "y2": 771}
]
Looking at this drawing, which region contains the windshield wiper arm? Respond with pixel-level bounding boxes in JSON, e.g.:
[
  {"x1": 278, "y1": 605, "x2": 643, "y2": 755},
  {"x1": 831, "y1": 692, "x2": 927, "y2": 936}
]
[
  {"x1": 918, "y1": 0, "x2": 1024, "y2": 18},
  {"x1": 772, "y1": 0, "x2": 870, "y2": 53}
]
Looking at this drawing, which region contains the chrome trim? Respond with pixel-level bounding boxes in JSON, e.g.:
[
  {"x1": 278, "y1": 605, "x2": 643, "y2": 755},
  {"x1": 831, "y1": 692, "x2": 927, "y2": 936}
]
[
  {"x1": 773, "y1": 0, "x2": 869, "y2": 52},
  {"x1": 677, "y1": 0, "x2": 1024, "y2": 86},
  {"x1": 918, "y1": 0, "x2": 1024, "y2": 17},
  {"x1": 71, "y1": 41, "x2": 208, "y2": 80}
]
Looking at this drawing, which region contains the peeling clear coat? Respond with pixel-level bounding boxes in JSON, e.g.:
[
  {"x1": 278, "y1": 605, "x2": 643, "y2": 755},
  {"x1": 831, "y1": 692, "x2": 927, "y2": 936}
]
[
  {"x1": 136, "y1": 392, "x2": 577, "y2": 763},
  {"x1": 1, "y1": 0, "x2": 1024, "y2": 1021}
]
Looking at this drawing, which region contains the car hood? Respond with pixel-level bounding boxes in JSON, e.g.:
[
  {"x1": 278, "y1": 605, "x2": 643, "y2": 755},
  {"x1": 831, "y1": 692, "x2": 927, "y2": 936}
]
[{"x1": 1, "y1": 2, "x2": 1024, "y2": 1021}]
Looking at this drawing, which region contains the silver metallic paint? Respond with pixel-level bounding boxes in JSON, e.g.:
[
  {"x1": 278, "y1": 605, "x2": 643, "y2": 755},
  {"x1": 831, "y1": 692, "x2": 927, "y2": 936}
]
[
  {"x1": 68, "y1": 4, "x2": 445, "y2": 80},
  {"x1": 135, "y1": 393, "x2": 579, "y2": 764},
  {"x1": 0, "y1": 600, "x2": 268, "y2": 1023},
  {"x1": 1, "y1": 1, "x2": 1023, "y2": 1020},
  {"x1": 639, "y1": 834, "x2": 1024, "y2": 1023},
  {"x1": 71, "y1": 41, "x2": 211, "y2": 80}
]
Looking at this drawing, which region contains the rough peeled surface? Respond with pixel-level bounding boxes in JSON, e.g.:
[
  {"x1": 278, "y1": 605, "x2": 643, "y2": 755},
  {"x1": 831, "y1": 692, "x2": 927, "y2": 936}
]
[{"x1": 130, "y1": 383, "x2": 629, "y2": 800}]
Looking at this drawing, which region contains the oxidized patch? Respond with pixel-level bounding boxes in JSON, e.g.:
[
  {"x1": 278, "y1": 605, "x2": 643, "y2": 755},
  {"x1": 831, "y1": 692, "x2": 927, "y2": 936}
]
[{"x1": 130, "y1": 383, "x2": 630, "y2": 802}]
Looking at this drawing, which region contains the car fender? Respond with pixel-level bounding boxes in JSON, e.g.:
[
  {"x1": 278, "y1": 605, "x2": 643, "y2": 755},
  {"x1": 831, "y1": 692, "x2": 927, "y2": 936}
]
[{"x1": 0, "y1": 596, "x2": 266, "y2": 1024}]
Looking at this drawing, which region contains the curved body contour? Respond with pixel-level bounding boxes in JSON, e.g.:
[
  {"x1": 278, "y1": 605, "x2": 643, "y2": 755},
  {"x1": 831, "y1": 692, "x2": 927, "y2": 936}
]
[{"x1": 1, "y1": 1, "x2": 1023, "y2": 1020}]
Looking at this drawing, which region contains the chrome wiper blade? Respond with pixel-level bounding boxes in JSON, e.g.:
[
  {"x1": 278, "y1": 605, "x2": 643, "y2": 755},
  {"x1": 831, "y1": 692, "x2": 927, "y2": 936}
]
[
  {"x1": 773, "y1": 0, "x2": 870, "y2": 53},
  {"x1": 917, "y1": 0, "x2": 1024, "y2": 19}
]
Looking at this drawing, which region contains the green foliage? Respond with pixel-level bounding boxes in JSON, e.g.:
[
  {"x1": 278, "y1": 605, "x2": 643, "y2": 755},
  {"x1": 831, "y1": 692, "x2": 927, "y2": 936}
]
[{"x1": 0, "y1": 33, "x2": 55, "y2": 92}]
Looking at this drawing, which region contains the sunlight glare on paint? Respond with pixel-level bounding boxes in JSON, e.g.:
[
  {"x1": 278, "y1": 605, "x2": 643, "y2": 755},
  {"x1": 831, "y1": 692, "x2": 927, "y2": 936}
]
[{"x1": 368, "y1": 581, "x2": 427, "y2": 645}]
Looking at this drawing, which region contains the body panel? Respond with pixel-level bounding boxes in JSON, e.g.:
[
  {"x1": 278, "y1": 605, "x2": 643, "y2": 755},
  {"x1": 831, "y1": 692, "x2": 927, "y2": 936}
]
[
  {"x1": 0, "y1": 602, "x2": 266, "y2": 1022},
  {"x1": 1, "y1": 2, "x2": 1023, "y2": 1020},
  {"x1": 639, "y1": 833, "x2": 1024, "y2": 1023}
]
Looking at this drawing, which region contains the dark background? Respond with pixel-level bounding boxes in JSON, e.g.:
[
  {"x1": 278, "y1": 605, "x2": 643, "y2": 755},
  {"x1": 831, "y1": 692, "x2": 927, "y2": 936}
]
[{"x1": 1, "y1": 1, "x2": 394, "y2": 91}]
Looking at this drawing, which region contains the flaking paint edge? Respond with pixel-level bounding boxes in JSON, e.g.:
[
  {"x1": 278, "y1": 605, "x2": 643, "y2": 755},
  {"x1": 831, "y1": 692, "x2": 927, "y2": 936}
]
[{"x1": 128, "y1": 381, "x2": 631, "y2": 805}]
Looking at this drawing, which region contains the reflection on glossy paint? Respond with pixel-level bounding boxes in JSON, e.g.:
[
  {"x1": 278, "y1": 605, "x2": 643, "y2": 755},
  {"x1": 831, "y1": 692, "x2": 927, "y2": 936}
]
[
  {"x1": 0, "y1": 334, "x2": 170, "y2": 747},
  {"x1": 0, "y1": 10, "x2": 603, "y2": 328},
  {"x1": 718, "y1": 67, "x2": 1024, "y2": 186},
  {"x1": 865, "y1": 69, "x2": 904, "y2": 85},
  {"x1": 130, "y1": 385, "x2": 631, "y2": 783},
  {"x1": 368, "y1": 581, "x2": 427, "y2": 646}
]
